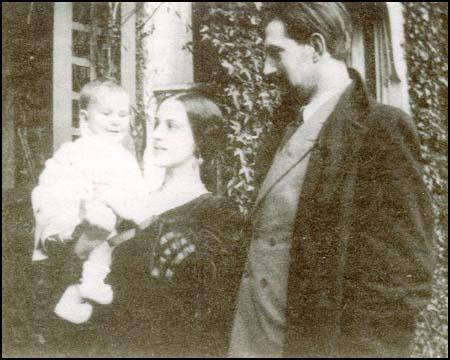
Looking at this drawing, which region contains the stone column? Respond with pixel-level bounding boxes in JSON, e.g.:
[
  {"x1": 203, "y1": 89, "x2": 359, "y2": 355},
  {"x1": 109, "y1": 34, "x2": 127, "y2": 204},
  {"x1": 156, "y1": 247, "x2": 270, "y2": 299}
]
[
  {"x1": 139, "y1": 2, "x2": 194, "y2": 189},
  {"x1": 141, "y1": 2, "x2": 193, "y2": 129}
]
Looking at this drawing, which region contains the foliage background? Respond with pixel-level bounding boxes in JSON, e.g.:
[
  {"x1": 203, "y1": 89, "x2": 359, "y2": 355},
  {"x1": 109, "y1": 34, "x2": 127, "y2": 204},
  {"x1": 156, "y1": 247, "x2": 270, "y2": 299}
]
[
  {"x1": 196, "y1": 2, "x2": 281, "y2": 215},
  {"x1": 404, "y1": 2, "x2": 448, "y2": 357}
]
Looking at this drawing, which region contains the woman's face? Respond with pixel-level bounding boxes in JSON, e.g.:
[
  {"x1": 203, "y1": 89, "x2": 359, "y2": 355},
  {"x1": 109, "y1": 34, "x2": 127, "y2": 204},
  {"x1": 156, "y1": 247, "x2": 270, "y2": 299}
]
[{"x1": 150, "y1": 98, "x2": 196, "y2": 168}]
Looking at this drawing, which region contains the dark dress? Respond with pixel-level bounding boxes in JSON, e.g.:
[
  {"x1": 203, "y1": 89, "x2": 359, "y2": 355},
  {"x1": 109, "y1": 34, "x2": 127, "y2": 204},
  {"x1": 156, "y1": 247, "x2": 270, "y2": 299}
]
[{"x1": 104, "y1": 193, "x2": 246, "y2": 357}]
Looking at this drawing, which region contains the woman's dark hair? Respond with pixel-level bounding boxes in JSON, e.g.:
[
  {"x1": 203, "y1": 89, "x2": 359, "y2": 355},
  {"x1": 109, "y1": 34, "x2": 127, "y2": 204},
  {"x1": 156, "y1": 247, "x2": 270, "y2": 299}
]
[
  {"x1": 261, "y1": 2, "x2": 353, "y2": 62},
  {"x1": 159, "y1": 92, "x2": 226, "y2": 192}
]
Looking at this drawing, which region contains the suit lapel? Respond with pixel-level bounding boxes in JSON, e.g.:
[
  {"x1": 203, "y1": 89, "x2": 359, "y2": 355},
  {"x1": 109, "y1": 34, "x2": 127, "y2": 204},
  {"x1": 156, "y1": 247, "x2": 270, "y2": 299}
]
[
  {"x1": 284, "y1": 72, "x2": 374, "y2": 356},
  {"x1": 253, "y1": 92, "x2": 344, "y2": 212}
]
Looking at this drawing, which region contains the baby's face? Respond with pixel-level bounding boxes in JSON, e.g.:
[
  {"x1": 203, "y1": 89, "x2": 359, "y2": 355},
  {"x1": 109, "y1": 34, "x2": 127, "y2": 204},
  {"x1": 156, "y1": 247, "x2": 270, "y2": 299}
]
[{"x1": 81, "y1": 88, "x2": 131, "y2": 142}]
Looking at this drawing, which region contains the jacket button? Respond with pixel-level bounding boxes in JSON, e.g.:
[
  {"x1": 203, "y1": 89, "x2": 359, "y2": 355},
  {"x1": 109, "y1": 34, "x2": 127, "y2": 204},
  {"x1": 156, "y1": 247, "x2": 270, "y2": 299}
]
[
  {"x1": 260, "y1": 278, "x2": 268, "y2": 288},
  {"x1": 269, "y1": 237, "x2": 276, "y2": 247}
]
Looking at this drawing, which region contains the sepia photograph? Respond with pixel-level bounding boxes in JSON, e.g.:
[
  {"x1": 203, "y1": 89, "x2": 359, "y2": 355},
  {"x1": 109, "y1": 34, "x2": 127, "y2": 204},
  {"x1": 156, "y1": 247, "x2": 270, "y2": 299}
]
[{"x1": 2, "y1": 2, "x2": 448, "y2": 357}]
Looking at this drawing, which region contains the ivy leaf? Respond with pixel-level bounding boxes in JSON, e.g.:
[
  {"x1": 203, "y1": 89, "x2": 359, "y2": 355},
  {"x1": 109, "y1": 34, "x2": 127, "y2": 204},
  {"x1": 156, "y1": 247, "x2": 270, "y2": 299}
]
[{"x1": 221, "y1": 59, "x2": 235, "y2": 75}]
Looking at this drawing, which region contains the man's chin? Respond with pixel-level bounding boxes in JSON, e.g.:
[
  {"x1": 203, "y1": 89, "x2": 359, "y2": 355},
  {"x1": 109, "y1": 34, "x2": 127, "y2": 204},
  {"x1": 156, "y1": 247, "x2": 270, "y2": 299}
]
[{"x1": 272, "y1": 80, "x2": 310, "y2": 106}]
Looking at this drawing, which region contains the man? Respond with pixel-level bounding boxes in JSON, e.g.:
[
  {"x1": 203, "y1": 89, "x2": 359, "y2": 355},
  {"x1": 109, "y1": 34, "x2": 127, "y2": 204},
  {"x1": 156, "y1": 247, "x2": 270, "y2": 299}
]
[{"x1": 229, "y1": 3, "x2": 434, "y2": 357}]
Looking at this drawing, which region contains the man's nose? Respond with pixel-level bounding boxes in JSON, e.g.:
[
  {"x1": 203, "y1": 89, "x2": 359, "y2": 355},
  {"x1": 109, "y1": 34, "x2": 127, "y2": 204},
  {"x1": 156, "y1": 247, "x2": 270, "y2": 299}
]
[{"x1": 263, "y1": 57, "x2": 278, "y2": 76}]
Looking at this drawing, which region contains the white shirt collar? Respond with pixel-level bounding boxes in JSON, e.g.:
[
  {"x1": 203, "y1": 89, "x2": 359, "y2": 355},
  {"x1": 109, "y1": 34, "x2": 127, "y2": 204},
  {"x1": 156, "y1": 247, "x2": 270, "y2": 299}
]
[{"x1": 303, "y1": 79, "x2": 353, "y2": 123}]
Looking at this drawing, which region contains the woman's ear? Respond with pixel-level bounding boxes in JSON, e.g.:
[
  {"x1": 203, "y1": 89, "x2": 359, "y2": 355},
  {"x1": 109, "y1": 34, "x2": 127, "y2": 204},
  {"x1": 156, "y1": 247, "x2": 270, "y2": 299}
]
[
  {"x1": 309, "y1": 33, "x2": 327, "y2": 62},
  {"x1": 79, "y1": 109, "x2": 88, "y2": 122}
]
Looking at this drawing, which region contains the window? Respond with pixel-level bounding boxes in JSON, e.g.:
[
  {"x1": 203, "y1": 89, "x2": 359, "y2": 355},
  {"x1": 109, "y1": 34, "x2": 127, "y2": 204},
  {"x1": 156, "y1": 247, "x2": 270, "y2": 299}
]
[{"x1": 347, "y1": 3, "x2": 405, "y2": 108}]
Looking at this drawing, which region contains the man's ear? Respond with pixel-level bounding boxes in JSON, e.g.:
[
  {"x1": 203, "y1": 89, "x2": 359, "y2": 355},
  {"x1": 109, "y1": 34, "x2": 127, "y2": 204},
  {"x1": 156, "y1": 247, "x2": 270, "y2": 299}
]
[{"x1": 309, "y1": 33, "x2": 327, "y2": 62}]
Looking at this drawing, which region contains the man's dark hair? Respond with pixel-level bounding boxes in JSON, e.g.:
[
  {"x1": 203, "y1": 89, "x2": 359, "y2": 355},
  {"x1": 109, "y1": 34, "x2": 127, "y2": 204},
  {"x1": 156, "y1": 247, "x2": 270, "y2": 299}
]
[{"x1": 261, "y1": 2, "x2": 353, "y2": 62}]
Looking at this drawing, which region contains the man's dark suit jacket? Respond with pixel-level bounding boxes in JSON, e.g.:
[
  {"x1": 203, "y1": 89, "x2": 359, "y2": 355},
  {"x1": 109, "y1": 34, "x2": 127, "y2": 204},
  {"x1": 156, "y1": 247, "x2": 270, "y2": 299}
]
[{"x1": 253, "y1": 69, "x2": 434, "y2": 357}]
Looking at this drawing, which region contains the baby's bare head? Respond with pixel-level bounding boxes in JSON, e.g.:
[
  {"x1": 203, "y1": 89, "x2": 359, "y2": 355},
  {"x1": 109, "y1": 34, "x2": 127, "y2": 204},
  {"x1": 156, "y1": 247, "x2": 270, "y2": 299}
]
[{"x1": 79, "y1": 78, "x2": 131, "y2": 142}]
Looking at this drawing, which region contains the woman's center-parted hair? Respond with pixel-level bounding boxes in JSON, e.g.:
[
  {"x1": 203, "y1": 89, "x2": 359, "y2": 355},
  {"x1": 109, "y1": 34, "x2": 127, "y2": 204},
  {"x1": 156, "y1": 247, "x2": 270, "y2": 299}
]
[
  {"x1": 158, "y1": 92, "x2": 225, "y2": 160},
  {"x1": 261, "y1": 2, "x2": 353, "y2": 62},
  {"x1": 79, "y1": 77, "x2": 129, "y2": 111},
  {"x1": 157, "y1": 92, "x2": 226, "y2": 190}
]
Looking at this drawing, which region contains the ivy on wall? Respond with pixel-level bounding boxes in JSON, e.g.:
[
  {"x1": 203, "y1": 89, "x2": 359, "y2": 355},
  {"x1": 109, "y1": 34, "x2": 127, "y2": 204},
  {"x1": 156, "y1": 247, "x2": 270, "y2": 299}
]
[
  {"x1": 198, "y1": 2, "x2": 281, "y2": 215},
  {"x1": 403, "y1": 2, "x2": 448, "y2": 358}
]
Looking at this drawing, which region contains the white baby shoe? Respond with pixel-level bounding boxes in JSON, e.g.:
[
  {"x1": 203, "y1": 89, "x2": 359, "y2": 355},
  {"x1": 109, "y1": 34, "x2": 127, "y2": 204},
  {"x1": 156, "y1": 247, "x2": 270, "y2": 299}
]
[
  {"x1": 79, "y1": 241, "x2": 113, "y2": 304},
  {"x1": 79, "y1": 280, "x2": 113, "y2": 305},
  {"x1": 54, "y1": 284, "x2": 93, "y2": 324}
]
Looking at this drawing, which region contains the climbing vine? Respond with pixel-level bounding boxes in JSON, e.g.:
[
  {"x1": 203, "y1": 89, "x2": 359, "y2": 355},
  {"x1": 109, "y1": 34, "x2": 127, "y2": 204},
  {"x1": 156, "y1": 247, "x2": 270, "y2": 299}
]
[
  {"x1": 198, "y1": 2, "x2": 281, "y2": 214},
  {"x1": 404, "y1": 2, "x2": 448, "y2": 358}
]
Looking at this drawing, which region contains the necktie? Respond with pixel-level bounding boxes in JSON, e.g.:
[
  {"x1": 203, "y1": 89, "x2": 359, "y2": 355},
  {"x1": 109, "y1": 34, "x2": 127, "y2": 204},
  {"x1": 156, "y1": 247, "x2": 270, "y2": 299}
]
[
  {"x1": 295, "y1": 106, "x2": 305, "y2": 128},
  {"x1": 280, "y1": 106, "x2": 305, "y2": 149}
]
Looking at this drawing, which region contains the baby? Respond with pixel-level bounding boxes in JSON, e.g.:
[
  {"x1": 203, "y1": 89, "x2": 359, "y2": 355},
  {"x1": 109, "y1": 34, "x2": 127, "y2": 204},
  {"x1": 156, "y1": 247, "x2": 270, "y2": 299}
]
[{"x1": 32, "y1": 78, "x2": 152, "y2": 324}]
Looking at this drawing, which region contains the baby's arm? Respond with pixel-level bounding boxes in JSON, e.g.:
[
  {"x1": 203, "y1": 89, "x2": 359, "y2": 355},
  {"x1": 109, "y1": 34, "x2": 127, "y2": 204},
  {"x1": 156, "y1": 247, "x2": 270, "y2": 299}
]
[
  {"x1": 32, "y1": 144, "x2": 90, "y2": 260},
  {"x1": 32, "y1": 137, "x2": 128, "y2": 253}
]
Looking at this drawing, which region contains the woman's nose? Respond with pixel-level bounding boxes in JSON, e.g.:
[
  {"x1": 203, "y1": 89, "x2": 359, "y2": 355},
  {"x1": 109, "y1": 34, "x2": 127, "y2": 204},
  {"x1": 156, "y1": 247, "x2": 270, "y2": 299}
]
[
  {"x1": 263, "y1": 56, "x2": 278, "y2": 76},
  {"x1": 151, "y1": 123, "x2": 164, "y2": 140}
]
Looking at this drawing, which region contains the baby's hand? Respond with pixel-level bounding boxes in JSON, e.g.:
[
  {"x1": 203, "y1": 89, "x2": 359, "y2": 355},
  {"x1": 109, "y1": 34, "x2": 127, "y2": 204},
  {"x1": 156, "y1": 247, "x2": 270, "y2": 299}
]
[{"x1": 80, "y1": 199, "x2": 116, "y2": 233}]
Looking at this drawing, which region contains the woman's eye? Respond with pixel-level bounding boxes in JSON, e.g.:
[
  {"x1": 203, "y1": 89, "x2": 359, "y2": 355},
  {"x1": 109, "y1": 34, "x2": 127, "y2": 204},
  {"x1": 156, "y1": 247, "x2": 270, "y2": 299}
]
[{"x1": 167, "y1": 120, "x2": 178, "y2": 130}]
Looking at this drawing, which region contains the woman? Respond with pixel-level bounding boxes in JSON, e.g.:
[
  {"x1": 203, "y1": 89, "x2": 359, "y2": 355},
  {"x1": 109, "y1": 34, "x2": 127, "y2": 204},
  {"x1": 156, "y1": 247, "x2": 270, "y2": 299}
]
[{"x1": 101, "y1": 93, "x2": 246, "y2": 357}]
